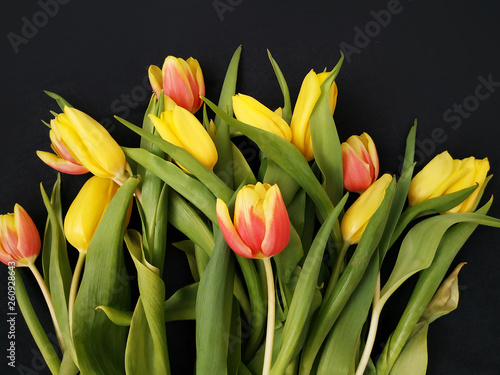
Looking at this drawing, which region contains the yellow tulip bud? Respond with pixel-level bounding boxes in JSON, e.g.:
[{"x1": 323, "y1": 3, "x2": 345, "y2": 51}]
[
  {"x1": 290, "y1": 70, "x2": 338, "y2": 161},
  {"x1": 232, "y1": 94, "x2": 292, "y2": 141},
  {"x1": 64, "y1": 176, "x2": 122, "y2": 252},
  {"x1": 50, "y1": 106, "x2": 130, "y2": 184},
  {"x1": 408, "y1": 151, "x2": 489, "y2": 213},
  {"x1": 149, "y1": 103, "x2": 218, "y2": 172},
  {"x1": 341, "y1": 174, "x2": 392, "y2": 244}
]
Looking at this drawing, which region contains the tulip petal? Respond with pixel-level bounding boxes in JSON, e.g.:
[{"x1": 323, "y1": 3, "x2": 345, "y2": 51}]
[
  {"x1": 148, "y1": 65, "x2": 163, "y2": 99},
  {"x1": 342, "y1": 143, "x2": 372, "y2": 193},
  {"x1": 37, "y1": 150, "x2": 89, "y2": 175},
  {"x1": 216, "y1": 199, "x2": 254, "y2": 258},
  {"x1": 234, "y1": 186, "x2": 267, "y2": 254},
  {"x1": 162, "y1": 56, "x2": 195, "y2": 111},
  {"x1": 186, "y1": 57, "x2": 205, "y2": 112},
  {"x1": 261, "y1": 185, "x2": 290, "y2": 257},
  {"x1": 0, "y1": 214, "x2": 20, "y2": 259}
]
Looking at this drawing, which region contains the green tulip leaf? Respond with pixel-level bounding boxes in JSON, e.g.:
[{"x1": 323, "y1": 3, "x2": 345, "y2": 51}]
[
  {"x1": 309, "y1": 52, "x2": 344, "y2": 206},
  {"x1": 124, "y1": 147, "x2": 217, "y2": 224},
  {"x1": 263, "y1": 158, "x2": 300, "y2": 206},
  {"x1": 44, "y1": 90, "x2": 73, "y2": 110},
  {"x1": 300, "y1": 179, "x2": 395, "y2": 374},
  {"x1": 14, "y1": 269, "x2": 61, "y2": 374},
  {"x1": 267, "y1": 50, "x2": 292, "y2": 124},
  {"x1": 231, "y1": 142, "x2": 257, "y2": 187},
  {"x1": 124, "y1": 229, "x2": 170, "y2": 375},
  {"x1": 388, "y1": 323, "x2": 429, "y2": 375},
  {"x1": 71, "y1": 176, "x2": 138, "y2": 375},
  {"x1": 270, "y1": 193, "x2": 348, "y2": 375}
]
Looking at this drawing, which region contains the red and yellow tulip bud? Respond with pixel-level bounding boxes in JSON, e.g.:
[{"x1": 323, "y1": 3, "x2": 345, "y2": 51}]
[
  {"x1": 64, "y1": 176, "x2": 130, "y2": 252},
  {"x1": 0, "y1": 204, "x2": 41, "y2": 267},
  {"x1": 36, "y1": 125, "x2": 89, "y2": 175},
  {"x1": 149, "y1": 101, "x2": 218, "y2": 172},
  {"x1": 341, "y1": 174, "x2": 392, "y2": 244},
  {"x1": 408, "y1": 151, "x2": 489, "y2": 213},
  {"x1": 341, "y1": 132, "x2": 379, "y2": 193},
  {"x1": 232, "y1": 94, "x2": 292, "y2": 141},
  {"x1": 148, "y1": 56, "x2": 205, "y2": 113},
  {"x1": 290, "y1": 70, "x2": 338, "y2": 161},
  {"x1": 216, "y1": 183, "x2": 290, "y2": 259},
  {"x1": 45, "y1": 106, "x2": 130, "y2": 184}
]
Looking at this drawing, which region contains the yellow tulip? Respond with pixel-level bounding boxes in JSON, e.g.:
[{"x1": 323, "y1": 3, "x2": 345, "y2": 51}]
[
  {"x1": 232, "y1": 94, "x2": 292, "y2": 141},
  {"x1": 49, "y1": 106, "x2": 130, "y2": 184},
  {"x1": 408, "y1": 151, "x2": 489, "y2": 213},
  {"x1": 290, "y1": 70, "x2": 338, "y2": 161},
  {"x1": 64, "y1": 176, "x2": 122, "y2": 252},
  {"x1": 149, "y1": 102, "x2": 218, "y2": 172},
  {"x1": 341, "y1": 174, "x2": 392, "y2": 244}
]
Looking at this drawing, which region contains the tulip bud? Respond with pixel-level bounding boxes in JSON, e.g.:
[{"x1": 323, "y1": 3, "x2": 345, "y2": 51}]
[
  {"x1": 216, "y1": 183, "x2": 290, "y2": 259},
  {"x1": 232, "y1": 94, "x2": 292, "y2": 141},
  {"x1": 341, "y1": 174, "x2": 392, "y2": 244},
  {"x1": 148, "y1": 56, "x2": 205, "y2": 113},
  {"x1": 149, "y1": 102, "x2": 218, "y2": 172},
  {"x1": 42, "y1": 106, "x2": 130, "y2": 185},
  {"x1": 290, "y1": 70, "x2": 338, "y2": 161},
  {"x1": 64, "y1": 176, "x2": 129, "y2": 252},
  {"x1": 341, "y1": 132, "x2": 379, "y2": 193},
  {"x1": 408, "y1": 151, "x2": 489, "y2": 213},
  {"x1": 0, "y1": 204, "x2": 41, "y2": 267}
]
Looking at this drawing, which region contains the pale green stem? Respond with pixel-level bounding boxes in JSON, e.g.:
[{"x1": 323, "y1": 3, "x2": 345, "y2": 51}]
[
  {"x1": 355, "y1": 273, "x2": 382, "y2": 375},
  {"x1": 69, "y1": 251, "x2": 86, "y2": 334},
  {"x1": 262, "y1": 257, "x2": 276, "y2": 375},
  {"x1": 28, "y1": 263, "x2": 66, "y2": 352},
  {"x1": 324, "y1": 241, "x2": 351, "y2": 302}
]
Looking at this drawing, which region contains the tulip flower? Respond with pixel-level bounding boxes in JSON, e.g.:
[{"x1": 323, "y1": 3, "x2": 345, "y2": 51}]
[
  {"x1": 341, "y1": 174, "x2": 392, "y2": 244},
  {"x1": 232, "y1": 94, "x2": 292, "y2": 141},
  {"x1": 290, "y1": 70, "x2": 338, "y2": 161},
  {"x1": 40, "y1": 106, "x2": 131, "y2": 185},
  {"x1": 36, "y1": 125, "x2": 89, "y2": 175},
  {"x1": 341, "y1": 132, "x2": 379, "y2": 193},
  {"x1": 408, "y1": 151, "x2": 489, "y2": 213},
  {"x1": 216, "y1": 182, "x2": 290, "y2": 259},
  {"x1": 0, "y1": 204, "x2": 41, "y2": 267},
  {"x1": 64, "y1": 176, "x2": 126, "y2": 252},
  {"x1": 149, "y1": 100, "x2": 218, "y2": 172},
  {"x1": 148, "y1": 56, "x2": 205, "y2": 113}
]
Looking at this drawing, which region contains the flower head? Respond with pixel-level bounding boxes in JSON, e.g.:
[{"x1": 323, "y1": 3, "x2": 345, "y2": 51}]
[
  {"x1": 64, "y1": 176, "x2": 129, "y2": 252},
  {"x1": 341, "y1": 174, "x2": 392, "y2": 244},
  {"x1": 290, "y1": 70, "x2": 338, "y2": 161},
  {"x1": 341, "y1": 132, "x2": 379, "y2": 193},
  {"x1": 149, "y1": 97, "x2": 218, "y2": 172},
  {"x1": 232, "y1": 94, "x2": 292, "y2": 141},
  {"x1": 148, "y1": 56, "x2": 205, "y2": 113},
  {"x1": 0, "y1": 204, "x2": 41, "y2": 267},
  {"x1": 216, "y1": 183, "x2": 290, "y2": 259}
]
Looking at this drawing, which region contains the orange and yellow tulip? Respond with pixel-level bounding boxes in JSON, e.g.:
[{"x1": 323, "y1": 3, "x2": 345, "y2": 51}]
[
  {"x1": 216, "y1": 183, "x2": 290, "y2": 259},
  {"x1": 0, "y1": 204, "x2": 41, "y2": 267}
]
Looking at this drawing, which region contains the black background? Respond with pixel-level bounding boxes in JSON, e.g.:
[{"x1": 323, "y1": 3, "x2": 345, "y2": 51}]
[{"x1": 1, "y1": 0, "x2": 500, "y2": 374}]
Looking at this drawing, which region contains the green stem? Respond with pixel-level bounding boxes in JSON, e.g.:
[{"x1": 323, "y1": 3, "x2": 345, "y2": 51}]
[
  {"x1": 355, "y1": 273, "x2": 381, "y2": 375},
  {"x1": 69, "y1": 251, "x2": 86, "y2": 334},
  {"x1": 324, "y1": 241, "x2": 350, "y2": 302},
  {"x1": 262, "y1": 257, "x2": 276, "y2": 375},
  {"x1": 28, "y1": 263, "x2": 66, "y2": 352}
]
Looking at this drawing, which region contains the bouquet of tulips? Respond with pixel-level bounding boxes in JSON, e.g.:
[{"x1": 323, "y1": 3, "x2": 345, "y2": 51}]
[{"x1": 2, "y1": 46, "x2": 500, "y2": 375}]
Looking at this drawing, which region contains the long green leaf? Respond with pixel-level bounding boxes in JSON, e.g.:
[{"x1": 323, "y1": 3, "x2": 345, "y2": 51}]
[
  {"x1": 14, "y1": 269, "x2": 61, "y2": 374},
  {"x1": 196, "y1": 229, "x2": 235, "y2": 374},
  {"x1": 72, "y1": 177, "x2": 138, "y2": 375},
  {"x1": 299, "y1": 179, "x2": 396, "y2": 374},
  {"x1": 124, "y1": 230, "x2": 170, "y2": 375},
  {"x1": 309, "y1": 53, "x2": 344, "y2": 206},
  {"x1": 124, "y1": 147, "x2": 217, "y2": 223},
  {"x1": 267, "y1": 50, "x2": 292, "y2": 123},
  {"x1": 270, "y1": 194, "x2": 348, "y2": 375}
]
